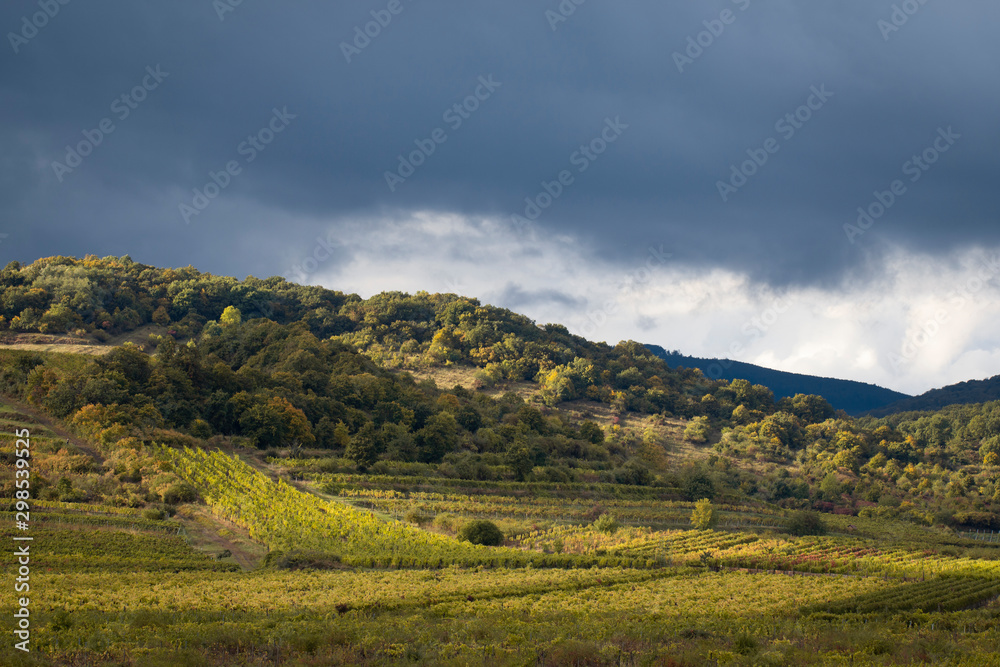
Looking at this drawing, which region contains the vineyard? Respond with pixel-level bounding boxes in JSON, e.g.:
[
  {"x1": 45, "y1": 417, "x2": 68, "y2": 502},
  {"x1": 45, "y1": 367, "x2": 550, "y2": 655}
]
[
  {"x1": 312, "y1": 474, "x2": 782, "y2": 531},
  {"x1": 165, "y1": 447, "x2": 643, "y2": 570},
  {"x1": 5, "y1": 399, "x2": 1000, "y2": 664}
]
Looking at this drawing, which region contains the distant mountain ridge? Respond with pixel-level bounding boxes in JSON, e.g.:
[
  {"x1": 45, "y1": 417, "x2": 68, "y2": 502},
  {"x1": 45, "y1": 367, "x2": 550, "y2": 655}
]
[
  {"x1": 866, "y1": 375, "x2": 1000, "y2": 417},
  {"x1": 644, "y1": 345, "x2": 910, "y2": 416}
]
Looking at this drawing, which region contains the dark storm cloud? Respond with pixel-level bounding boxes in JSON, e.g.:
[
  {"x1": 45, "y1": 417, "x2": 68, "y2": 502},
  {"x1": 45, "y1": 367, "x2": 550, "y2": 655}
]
[{"x1": 1, "y1": 0, "x2": 997, "y2": 286}]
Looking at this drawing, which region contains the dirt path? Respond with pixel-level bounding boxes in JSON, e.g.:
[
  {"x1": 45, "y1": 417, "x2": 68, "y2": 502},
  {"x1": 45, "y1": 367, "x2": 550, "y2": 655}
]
[
  {"x1": 176, "y1": 506, "x2": 266, "y2": 571},
  {"x1": 1, "y1": 395, "x2": 106, "y2": 466}
]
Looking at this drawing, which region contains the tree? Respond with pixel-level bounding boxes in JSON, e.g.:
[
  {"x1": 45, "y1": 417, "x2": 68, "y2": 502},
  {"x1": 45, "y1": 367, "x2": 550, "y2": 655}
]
[
  {"x1": 682, "y1": 468, "x2": 716, "y2": 501},
  {"x1": 427, "y1": 327, "x2": 462, "y2": 363},
  {"x1": 505, "y1": 441, "x2": 534, "y2": 481},
  {"x1": 237, "y1": 395, "x2": 315, "y2": 449},
  {"x1": 691, "y1": 498, "x2": 717, "y2": 530},
  {"x1": 97, "y1": 343, "x2": 151, "y2": 386},
  {"x1": 819, "y1": 472, "x2": 842, "y2": 501},
  {"x1": 786, "y1": 510, "x2": 826, "y2": 536},
  {"x1": 220, "y1": 305, "x2": 242, "y2": 327},
  {"x1": 457, "y1": 520, "x2": 503, "y2": 546},
  {"x1": 579, "y1": 421, "x2": 604, "y2": 444},
  {"x1": 152, "y1": 305, "x2": 171, "y2": 325},
  {"x1": 779, "y1": 394, "x2": 835, "y2": 425},
  {"x1": 416, "y1": 411, "x2": 459, "y2": 463},
  {"x1": 346, "y1": 422, "x2": 379, "y2": 469}
]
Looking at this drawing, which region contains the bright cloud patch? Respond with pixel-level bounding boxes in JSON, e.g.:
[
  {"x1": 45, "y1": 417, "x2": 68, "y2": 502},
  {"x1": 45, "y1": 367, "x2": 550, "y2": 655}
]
[{"x1": 295, "y1": 212, "x2": 1000, "y2": 396}]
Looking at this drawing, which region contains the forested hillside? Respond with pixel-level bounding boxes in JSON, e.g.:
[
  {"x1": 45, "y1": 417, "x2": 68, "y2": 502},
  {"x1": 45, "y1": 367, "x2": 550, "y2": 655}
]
[
  {"x1": 3, "y1": 255, "x2": 1000, "y2": 533},
  {"x1": 647, "y1": 346, "x2": 910, "y2": 415},
  {"x1": 867, "y1": 375, "x2": 1000, "y2": 417}
]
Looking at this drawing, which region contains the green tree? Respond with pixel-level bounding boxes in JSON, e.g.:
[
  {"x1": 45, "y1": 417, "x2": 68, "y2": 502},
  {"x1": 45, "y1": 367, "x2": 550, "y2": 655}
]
[
  {"x1": 786, "y1": 510, "x2": 826, "y2": 536},
  {"x1": 579, "y1": 421, "x2": 604, "y2": 444},
  {"x1": 505, "y1": 440, "x2": 534, "y2": 481},
  {"x1": 346, "y1": 422, "x2": 380, "y2": 469},
  {"x1": 819, "y1": 472, "x2": 842, "y2": 501},
  {"x1": 681, "y1": 468, "x2": 716, "y2": 501},
  {"x1": 220, "y1": 305, "x2": 242, "y2": 327},
  {"x1": 416, "y1": 411, "x2": 459, "y2": 463},
  {"x1": 778, "y1": 394, "x2": 834, "y2": 425},
  {"x1": 691, "y1": 498, "x2": 717, "y2": 530}
]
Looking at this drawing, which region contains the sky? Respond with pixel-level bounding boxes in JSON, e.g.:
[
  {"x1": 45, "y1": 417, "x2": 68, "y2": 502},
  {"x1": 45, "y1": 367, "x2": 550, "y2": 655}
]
[{"x1": 2, "y1": 1, "x2": 999, "y2": 396}]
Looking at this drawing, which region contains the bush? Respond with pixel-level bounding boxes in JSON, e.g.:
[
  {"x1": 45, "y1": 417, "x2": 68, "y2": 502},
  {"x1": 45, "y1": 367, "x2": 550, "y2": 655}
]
[
  {"x1": 786, "y1": 510, "x2": 826, "y2": 536},
  {"x1": 189, "y1": 418, "x2": 213, "y2": 439},
  {"x1": 593, "y1": 512, "x2": 619, "y2": 535},
  {"x1": 263, "y1": 550, "x2": 342, "y2": 570},
  {"x1": 683, "y1": 416, "x2": 711, "y2": 444},
  {"x1": 471, "y1": 370, "x2": 495, "y2": 389},
  {"x1": 404, "y1": 507, "x2": 432, "y2": 526},
  {"x1": 457, "y1": 519, "x2": 504, "y2": 546},
  {"x1": 161, "y1": 482, "x2": 198, "y2": 505},
  {"x1": 433, "y1": 513, "x2": 457, "y2": 533},
  {"x1": 142, "y1": 508, "x2": 166, "y2": 521}
]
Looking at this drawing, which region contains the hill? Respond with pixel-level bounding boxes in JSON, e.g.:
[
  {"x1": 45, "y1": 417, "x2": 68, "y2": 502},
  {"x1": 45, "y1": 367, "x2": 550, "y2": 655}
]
[
  {"x1": 867, "y1": 374, "x2": 1000, "y2": 417},
  {"x1": 2, "y1": 254, "x2": 999, "y2": 529},
  {"x1": 645, "y1": 346, "x2": 910, "y2": 415},
  {"x1": 8, "y1": 255, "x2": 1000, "y2": 663}
]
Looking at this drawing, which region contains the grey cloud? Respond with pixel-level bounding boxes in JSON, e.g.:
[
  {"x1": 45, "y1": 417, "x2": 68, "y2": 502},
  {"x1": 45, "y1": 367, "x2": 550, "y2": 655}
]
[{"x1": 0, "y1": 1, "x2": 997, "y2": 290}]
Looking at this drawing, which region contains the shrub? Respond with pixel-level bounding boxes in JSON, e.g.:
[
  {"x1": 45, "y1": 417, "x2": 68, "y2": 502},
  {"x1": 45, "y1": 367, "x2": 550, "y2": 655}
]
[
  {"x1": 593, "y1": 512, "x2": 619, "y2": 535},
  {"x1": 404, "y1": 507, "x2": 432, "y2": 526},
  {"x1": 786, "y1": 510, "x2": 826, "y2": 536},
  {"x1": 263, "y1": 550, "x2": 342, "y2": 570},
  {"x1": 161, "y1": 482, "x2": 198, "y2": 505},
  {"x1": 189, "y1": 418, "x2": 213, "y2": 439},
  {"x1": 457, "y1": 519, "x2": 504, "y2": 546},
  {"x1": 684, "y1": 416, "x2": 711, "y2": 444},
  {"x1": 433, "y1": 513, "x2": 457, "y2": 532},
  {"x1": 471, "y1": 370, "x2": 495, "y2": 389},
  {"x1": 142, "y1": 508, "x2": 166, "y2": 521}
]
